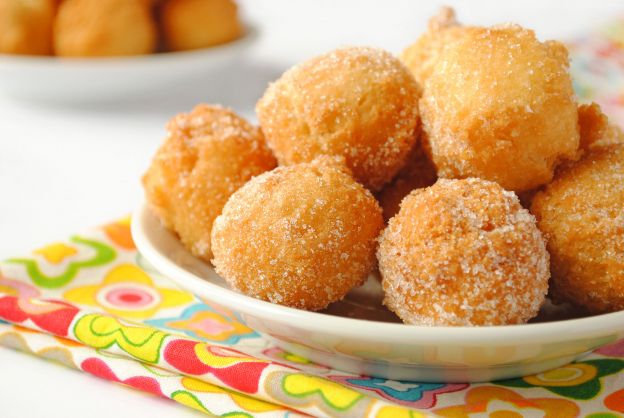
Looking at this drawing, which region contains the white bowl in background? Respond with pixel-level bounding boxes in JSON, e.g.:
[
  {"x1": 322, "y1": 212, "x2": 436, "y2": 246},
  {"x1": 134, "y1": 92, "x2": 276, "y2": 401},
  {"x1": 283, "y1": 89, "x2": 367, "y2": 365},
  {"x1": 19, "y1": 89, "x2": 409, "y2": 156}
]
[
  {"x1": 0, "y1": 26, "x2": 257, "y2": 103},
  {"x1": 131, "y1": 202, "x2": 624, "y2": 382}
]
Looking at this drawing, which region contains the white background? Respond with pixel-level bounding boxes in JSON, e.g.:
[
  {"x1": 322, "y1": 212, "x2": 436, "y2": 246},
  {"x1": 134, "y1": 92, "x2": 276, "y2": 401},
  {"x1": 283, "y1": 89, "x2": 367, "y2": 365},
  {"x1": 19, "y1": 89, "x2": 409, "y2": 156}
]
[{"x1": 1, "y1": 1, "x2": 622, "y2": 416}]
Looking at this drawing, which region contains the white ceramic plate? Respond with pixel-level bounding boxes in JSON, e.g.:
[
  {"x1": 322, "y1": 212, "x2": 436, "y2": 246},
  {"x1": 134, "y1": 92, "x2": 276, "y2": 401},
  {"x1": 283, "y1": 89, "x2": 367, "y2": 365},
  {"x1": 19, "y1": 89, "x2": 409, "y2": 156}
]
[
  {"x1": 0, "y1": 26, "x2": 257, "y2": 102},
  {"x1": 132, "y1": 202, "x2": 624, "y2": 382}
]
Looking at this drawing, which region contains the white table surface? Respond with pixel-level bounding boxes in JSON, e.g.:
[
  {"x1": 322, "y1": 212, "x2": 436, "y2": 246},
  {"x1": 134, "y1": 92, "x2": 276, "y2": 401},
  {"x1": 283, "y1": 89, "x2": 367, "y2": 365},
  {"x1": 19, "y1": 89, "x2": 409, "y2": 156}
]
[{"x1": 1, "y1": 1, "x2": 622, "y2": 416}]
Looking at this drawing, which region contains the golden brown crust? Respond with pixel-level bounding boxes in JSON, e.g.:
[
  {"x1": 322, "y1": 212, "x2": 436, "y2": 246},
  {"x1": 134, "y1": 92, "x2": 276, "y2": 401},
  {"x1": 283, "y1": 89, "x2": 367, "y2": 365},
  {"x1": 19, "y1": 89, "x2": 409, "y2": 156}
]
[
  {"x1": 0, "y1": 0, "x2": 56, "y2": 55},
  {"x1": 378, "y1": 178, "x2": 549, "y2": 326},
  {"x1": 419, "y1": 25, "x2": 580, "y2": 192},
  {"x1": 160, "y1": 0, "x2": 241, "y2": 51},
  {"x1": 531, "y1": 144, "x2": 624, "y2": 314},
  {"x1": 256, "y1": 46, "x2": 421, "y2": 191},
  {"x1": 578, "y1": 102, "x2": 624, "y2": 151},
  {"x1": 142, "y1": 104, "x2": 276, "y2": 262},
  {"x1": 211, "y1": 156, "x2": 384, "y2": 311},
  {"x1": 54, "y1": 0, "x2": 156, "y2": 57}
]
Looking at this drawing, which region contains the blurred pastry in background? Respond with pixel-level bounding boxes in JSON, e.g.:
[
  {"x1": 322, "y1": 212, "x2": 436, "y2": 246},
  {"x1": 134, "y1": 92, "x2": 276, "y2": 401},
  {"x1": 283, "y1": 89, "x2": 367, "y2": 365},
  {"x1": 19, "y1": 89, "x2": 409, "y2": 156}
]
[
  {"x1": 0, "y1": 0, "x2": 56, "y2": 55},
  {"x1": 54, "y1": 0, "x2": 157, "y2": 57},
  {"x1": 160, "y1": 0, "x2": 242, "y2": 51}
]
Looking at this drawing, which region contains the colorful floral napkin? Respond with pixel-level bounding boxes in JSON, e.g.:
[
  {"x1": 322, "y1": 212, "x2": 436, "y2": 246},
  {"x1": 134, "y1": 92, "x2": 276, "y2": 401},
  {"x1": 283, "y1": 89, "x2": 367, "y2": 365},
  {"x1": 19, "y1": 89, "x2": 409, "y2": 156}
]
[{"x1": 3, "y1": 19, "x2": 624, "y2": 418}]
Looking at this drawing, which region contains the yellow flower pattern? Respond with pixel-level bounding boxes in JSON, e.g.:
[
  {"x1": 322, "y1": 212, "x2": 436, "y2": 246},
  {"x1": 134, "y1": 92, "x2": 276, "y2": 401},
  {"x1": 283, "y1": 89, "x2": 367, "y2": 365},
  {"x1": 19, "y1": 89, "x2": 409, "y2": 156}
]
[{"x1": 64, "y1": 264, "x2": 193, "y2": 319}]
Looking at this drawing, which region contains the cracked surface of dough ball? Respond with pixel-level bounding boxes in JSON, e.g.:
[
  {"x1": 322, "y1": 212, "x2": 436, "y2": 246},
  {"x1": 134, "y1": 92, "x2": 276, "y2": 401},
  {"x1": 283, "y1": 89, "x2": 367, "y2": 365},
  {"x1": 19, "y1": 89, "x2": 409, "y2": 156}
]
[
  {"x1": 211, "y1": 156, "x2": 384, "y2": 311},
  {"x1": 0, "y1": 0, "x2": 55, "y2": 55},
  {"x1": 161, "y1": 0, "x2": 242, "y2": 51},
  {"x1": 378, "y1": 178, "x2": 549, "y2": 326},
  {"x1": 578, "y1": 102, "x2": 624, "y2": 151},
  {"x1": 54, "y1": 0, "x2": 156, "y2": 57},
  {"x1": 420, "y1": 25, "x2": 579, "y2": 192},
  {"x1": 531, "y1": 144, "x2": 624, "y2": 314},
  {"x1": 257, "y1": 46, "x2": 421, "y2": 191},
  {"x1": 143, "y1": 104, "x2": 276, "y2": 262},
  {"x1": 377, "y1": 147, "x2": 437, "y2": 221}
]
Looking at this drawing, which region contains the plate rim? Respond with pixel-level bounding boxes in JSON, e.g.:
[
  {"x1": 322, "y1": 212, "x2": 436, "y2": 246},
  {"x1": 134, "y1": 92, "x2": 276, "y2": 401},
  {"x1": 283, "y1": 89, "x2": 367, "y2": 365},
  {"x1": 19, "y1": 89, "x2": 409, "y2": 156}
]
[{"x1": 132, "y1": 202, "x2": 624, "y2": 345}]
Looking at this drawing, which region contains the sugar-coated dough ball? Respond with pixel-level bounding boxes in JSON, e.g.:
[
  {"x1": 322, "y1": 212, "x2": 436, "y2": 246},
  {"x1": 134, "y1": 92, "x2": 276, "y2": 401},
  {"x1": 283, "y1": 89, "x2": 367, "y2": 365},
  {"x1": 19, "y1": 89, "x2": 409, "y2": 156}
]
[
  {"x1": 531, "y1": 144, "x2": 624, "y2": 314},
  {"x1": 256, "y1": 46, "x2": 421, "y2": 191},
  {"x1": 377, "y1": 147, "x2": 437, "y2": 221},
  {"x1": 378, "y1": 178, "x2": 549, "y2": 326},
  {"x1": 54, "y1": 0, "x2": 156, "y2": 57},
  {"x1": 0, "y1": 0, "x2": 55, "y2": 55},
  {"x1": 420, "y1": 25, "x2": 579, "y2": 192},
  {"x1": 143, "y1": 104, "x2": 276, "y2": 262},
  {"x1": 211, "y1": 156, "x2": 384, "y2": 311},
  {"x1": 400, "y1": 6, "x2": 467, "y2": 87},
  {"x1": 161, "y1": 0, "x2": 242, "y2": 51}
]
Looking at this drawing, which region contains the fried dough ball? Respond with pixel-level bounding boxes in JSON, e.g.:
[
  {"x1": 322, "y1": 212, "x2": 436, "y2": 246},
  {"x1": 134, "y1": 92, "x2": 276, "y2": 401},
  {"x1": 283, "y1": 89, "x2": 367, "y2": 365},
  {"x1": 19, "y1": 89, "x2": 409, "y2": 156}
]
[
  {"x1": 143, "y1": 104, "x2": 276, "y2": 262},
  {"x1": 420, "y1": 24, "x2": 580, "y2": 192},
  {"x1": 161, "y1": 0, "x2": 242, "y2": 51},
  {"x1": 211, "y1": 156, "x2": 384, "y2": 311},
  {"x1": 378, "y1": 178, "x2": 549, "y2": 326},
  {"x1": 578, "y1": 102, "x2": 624, "y2": 151},
  {"x1": 377, "y1": 147, "x2": 437, "y2": 221},
  {"x1": 54, "y1": 0, "x2": 157, "y2": 57},
  {"x1": 531, "y1": 144, "x2": 624, "y2": 314},
  {"x1": 0, "y1": 0, "x2": 55, "y2": 55},
  {"x1": 256, "y1": 46, "x2": 421, "y2": 191},
  {"x1": 399, "y1": 7, "x2": 468, "y2": 86}
]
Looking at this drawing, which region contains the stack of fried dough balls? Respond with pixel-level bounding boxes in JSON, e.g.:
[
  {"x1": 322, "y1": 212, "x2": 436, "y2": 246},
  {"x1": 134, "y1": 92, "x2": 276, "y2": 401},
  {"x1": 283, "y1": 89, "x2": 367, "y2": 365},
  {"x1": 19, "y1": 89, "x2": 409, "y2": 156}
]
[
  {"x1": 143, "y1": 7, "x2": 624, "y2": 325},
  {"x1": 0, "y1": 0, "x2": 56, "y2": 55},
  {"x1": 0, "y1": 0, "x2": 242, "y2": 57},
  {"x1": 142, "y1": 104, "x2": 276, "y2": 262}
]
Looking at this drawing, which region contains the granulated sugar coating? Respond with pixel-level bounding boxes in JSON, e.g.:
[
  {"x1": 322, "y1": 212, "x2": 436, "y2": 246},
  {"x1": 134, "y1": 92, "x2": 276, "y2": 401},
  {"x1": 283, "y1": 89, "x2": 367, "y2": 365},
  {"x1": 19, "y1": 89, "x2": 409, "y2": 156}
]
[
  {"x1": 211, "y1": 156, "x2": 384, "y2": 311},
  {"x1": 377, "y1": 146, "x2": 437, "y2": 221},
  {"x1": 142, "y1": 104, "x2": 276, "y2": 262},
  {"x1": 419, "y1": 24, "x2": 580, "y2": 192},
  {"x1": 256, "y1": 46, "x2": 421, "y2": 191},
  {"x1": 377, "y1": 178, "x2": 549, "y2": 326},
  {"x1": 531, "y1": 144, "x2": 624, "y2": 314}
]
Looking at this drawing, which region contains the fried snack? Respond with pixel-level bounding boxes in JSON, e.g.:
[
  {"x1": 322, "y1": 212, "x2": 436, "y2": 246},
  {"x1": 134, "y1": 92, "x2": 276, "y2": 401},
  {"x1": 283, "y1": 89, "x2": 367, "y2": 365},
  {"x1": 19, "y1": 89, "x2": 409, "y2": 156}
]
[
  {"x1": 160, "y1": 0, "x2": 242, "y2": 51},
  {"x1": 377, "y1": 147, "x2": 437, "y2": 221},
  {"x1": 211, "y1": 156, "x2": 384, "y2": 311},
  {"x1": 399, "y1": 6, "x2": 467, "y2": 86},
  {"x1": 54, "y1": 0, "x2": 157, "y2": 57},
  {"x1": 378, "y1": 178, "x2": 549, "y2": 326},
  {"x1": 419, "y1": 24, "x2": 580, "y2": 192},
  {"x1": 143, "y1": 104, "x2": 276, "y2": 262},
  {"x1": 531, "y1": 144, "x2": 624, "y2": 314},
  {"x1": 0, "y1": 0, "x2": 55, "y2": 55},
  {"x1": 256, "y1": 46, "x2": 421, "y2": 191},
  {"x1": 578, "y1": 102, "x2": 624, "y2": 151}
]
